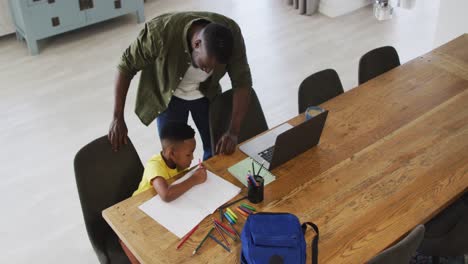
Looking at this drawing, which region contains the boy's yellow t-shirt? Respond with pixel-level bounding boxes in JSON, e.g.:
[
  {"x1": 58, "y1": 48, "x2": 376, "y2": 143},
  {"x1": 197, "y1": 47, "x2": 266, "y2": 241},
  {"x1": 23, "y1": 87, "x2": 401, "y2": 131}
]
[{"x1": 132, "y1": 153, "x2": 182, "y2": 196}]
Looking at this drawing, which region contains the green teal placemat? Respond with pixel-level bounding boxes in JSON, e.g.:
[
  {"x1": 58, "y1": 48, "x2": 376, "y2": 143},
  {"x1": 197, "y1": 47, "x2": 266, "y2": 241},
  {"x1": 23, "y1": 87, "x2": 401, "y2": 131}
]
[{"x1": 228, "y1": 157, "x2": 276, "y2": 187}]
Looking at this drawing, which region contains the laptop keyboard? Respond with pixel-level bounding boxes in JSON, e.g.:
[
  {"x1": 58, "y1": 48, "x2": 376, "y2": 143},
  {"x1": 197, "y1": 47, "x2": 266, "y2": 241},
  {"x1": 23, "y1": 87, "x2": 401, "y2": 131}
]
[{"x1": 258, "y1": 146, "x2": 275, "y2": 163}]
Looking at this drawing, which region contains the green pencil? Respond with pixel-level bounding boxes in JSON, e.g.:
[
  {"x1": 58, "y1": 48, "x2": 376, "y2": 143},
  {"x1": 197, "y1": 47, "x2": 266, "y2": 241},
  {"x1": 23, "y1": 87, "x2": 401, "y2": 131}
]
[
  {"x1": 192, "y1": 227, "x2": 214, "y2": 255},
  {"x1": 241, "y1": 203, "x2": 256, "y2": 211}
]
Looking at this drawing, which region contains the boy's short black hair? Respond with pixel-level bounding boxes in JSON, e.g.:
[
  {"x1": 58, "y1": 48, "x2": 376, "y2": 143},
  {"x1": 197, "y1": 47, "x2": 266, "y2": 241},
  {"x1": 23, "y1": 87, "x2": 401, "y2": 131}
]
[
  {"x1": 203, "y1": 23, "x2": 234, "y2": 64},
  {"x1": 160, "y1": 122, "x2": 195, "y2": 142}
]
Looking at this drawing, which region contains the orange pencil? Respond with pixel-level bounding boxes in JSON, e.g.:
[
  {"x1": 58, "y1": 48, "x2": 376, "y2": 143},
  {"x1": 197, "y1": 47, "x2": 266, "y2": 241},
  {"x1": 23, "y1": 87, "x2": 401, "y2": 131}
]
[
  {"x1": 176, "y1": 224, "x2": 199, "y2": 250},
  {"x1": 236, "y1": 207, "x2": 249, "y2": 217}
]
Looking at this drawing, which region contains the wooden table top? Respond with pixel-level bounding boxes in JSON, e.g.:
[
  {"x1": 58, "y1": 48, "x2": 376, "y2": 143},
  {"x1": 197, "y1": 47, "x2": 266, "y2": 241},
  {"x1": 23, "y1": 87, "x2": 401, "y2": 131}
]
[{"x1": 103, "y1": 34, "x2": 468, "y2": 264}]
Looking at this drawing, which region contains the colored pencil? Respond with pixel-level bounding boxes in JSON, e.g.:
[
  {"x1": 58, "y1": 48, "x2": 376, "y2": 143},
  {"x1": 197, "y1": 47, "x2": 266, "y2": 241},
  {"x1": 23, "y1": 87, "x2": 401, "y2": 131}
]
[
  {"x1": 226, "y1": 208, "x2": 238, "y2": 220},
  {"x1": 241, "y1": 203, "x2": 256, "y2": 211},
  {"x1": 192, "y1": 227, "x2": 214, "y2": 255},
  {"x1": 257, "y1": 162, "x2": 265, "y2": 176},
  {"x1": 248, "y1": 174, "x2": 258, "y2": 187},
  {"x1": 229, "y1": 211, "x2": 238, "y2": 222},
  {"x1": 176, "y1": 224, "x2": 199, "y2": 250},
  {"x1": 227, "y1": 211, "x2": 237, "y2": 223},
  {"x1": 219, "y1": 208, "x2": 224, "y2": 222},
  {"x1": 236, "y1": 207, "x2": 249, "y2": 217},
  {"x1": 224, "y1": 212, "x2": 235, "y2": 224},
  {"x1": 214, "y1": 219, "x2": 236, "y2": 235},
  {"x1": 221, "y1": 196, "x2": 247, "y2": 209},
  {"x1": 214, "y1": 221, "x2": 237, "y2": 241},
  {"x1": 213, "y1": 220, "x2": 230, "y2": 247},
  {"x1": 239, "y1": 206, "x2": 253, "y2": 215},
  {"x1": 225, "y1": 219, "x2": 240, "y2": 239},
  {"x1": 209, "y1": 234, "x2": 231, "y2": 253},
  {"x1": 251, "y1": 161, "x2": 255, "y2": 178}
]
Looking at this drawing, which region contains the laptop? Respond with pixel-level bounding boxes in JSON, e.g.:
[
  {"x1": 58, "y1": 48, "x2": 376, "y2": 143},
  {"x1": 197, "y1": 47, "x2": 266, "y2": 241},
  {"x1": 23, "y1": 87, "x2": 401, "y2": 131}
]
[{"x1": 239, "y1": 110, "x2": 328, "y2": 170}]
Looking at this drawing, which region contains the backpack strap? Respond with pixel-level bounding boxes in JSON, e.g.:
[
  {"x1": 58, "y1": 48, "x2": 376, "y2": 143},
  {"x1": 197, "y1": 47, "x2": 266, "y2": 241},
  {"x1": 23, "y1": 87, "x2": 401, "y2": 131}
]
[{"x1": 302, "y1": 222, "x2": 319, "y2": 264}]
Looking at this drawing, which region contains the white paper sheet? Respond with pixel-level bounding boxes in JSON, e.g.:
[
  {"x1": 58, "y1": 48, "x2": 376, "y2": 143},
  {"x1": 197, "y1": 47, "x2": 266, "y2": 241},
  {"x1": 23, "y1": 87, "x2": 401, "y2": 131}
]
[{"x1": 139, "y1": 169, "x2": 241, "y2": 238}]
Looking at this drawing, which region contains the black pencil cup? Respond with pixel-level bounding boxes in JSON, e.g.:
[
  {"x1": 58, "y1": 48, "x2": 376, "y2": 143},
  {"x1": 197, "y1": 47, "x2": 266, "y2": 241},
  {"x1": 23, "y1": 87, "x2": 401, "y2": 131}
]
[{"x1": 247, "y1": 175, "x2": 264, "y2": 204}]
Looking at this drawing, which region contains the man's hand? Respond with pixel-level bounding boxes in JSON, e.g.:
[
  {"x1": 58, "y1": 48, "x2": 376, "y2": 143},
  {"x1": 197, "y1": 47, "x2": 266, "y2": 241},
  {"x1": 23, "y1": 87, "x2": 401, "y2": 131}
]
[
  {"x1": 192, "y1": 167, "x2": 207, "y2": 185},
  {"x1": 215, "y1": 131, "x2": 238, "y2": 155},
  {"x1": 108, "y1": 117, "x2": 128, "y2": 151}
]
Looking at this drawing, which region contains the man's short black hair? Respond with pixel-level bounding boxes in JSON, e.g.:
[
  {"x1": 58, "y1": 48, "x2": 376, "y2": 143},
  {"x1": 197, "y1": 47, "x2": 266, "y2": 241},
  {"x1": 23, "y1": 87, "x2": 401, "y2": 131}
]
[
  {"x1": 160, "y1": 122, "x2": 195, "y2": 142},
  {"x1": 202, "y1": 23, "x2": 234, "y2": 64}
]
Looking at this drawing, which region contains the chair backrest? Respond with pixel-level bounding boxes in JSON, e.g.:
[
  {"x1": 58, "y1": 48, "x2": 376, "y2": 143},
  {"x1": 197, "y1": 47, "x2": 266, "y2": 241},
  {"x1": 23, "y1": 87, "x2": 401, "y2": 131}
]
[
  {"x1": 209, "y1": 89, "x2": 268, "y2": 153},
  {"x1": 74, "y1": 136, "x2": 143, "y2": 263},
  {"x1": 358, "y1": 46, "x2": 401, "y2": 85},
  {"x1": 367, "y1": 225, "x2": 425, "y2": 264},
  {"x1": 298, "y1": 69, "x2": 344, "y2": 113}
]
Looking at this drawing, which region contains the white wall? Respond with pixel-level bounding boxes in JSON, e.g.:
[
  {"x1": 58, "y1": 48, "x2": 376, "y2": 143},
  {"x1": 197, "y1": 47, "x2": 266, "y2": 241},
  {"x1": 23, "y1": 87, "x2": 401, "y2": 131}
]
[
  {"x1": 319, "y1": 0, "x2": 371, "y2": 17},
  {"x1": 0, "y1": 0, "x2": 15, "y2": 36},
  {"x1": 434, "y1": 0, "x2": 468, "y2": 47}
]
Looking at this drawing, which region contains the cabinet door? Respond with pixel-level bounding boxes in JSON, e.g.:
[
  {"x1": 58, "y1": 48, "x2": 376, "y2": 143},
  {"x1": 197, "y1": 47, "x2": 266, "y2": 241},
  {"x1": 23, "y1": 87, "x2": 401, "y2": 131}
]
[
  {"x1": 26, "y1": 0, "x2": 86, "y2": 39},
  {"x1": 84, "y1": 0, "x2": 124, "y2": 24},
  {"x1": 114, "y1": 0, "x2": 138, "y2": 15}
]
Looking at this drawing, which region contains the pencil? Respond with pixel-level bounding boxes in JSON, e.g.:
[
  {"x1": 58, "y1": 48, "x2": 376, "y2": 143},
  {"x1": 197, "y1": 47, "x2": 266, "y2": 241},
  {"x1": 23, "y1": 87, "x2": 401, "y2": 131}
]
[
  {"x1": 219, "y1": 208, "x2": 224, "y2": 222},
  {"x1": 213, "y1": 220, "x2": 230, "y2": 247},
  {"x1": 209, "y1": 234, "x2": 231, "y2": 253},
  {"x1": 241, "y1": 203, "x2": 256, "y2": 211},
  {"x1": 226, "y1": 210, "x2": 237, "y2": 223},
  {"x1": 257, "y1": 161, "x2": 265, "y2": 176},
  {"x1": 224, "y1": 216, "x2": 241, "y2": 239},
  {"x1": 236, "y1": 207, "x2": 249, "y2": 217},
  {"x1": 239, "y1": 206, "x2": 253, "y2": 215},
  {"x1": 176, "y1": 224, "x2": 199, "y2": 250},
  {"x1": 221, "y1": 196, "x2": 247, "y2": 209},
  {"x1": 224, "y1": 212, "x2": 235, "y2": 224},
  {"x1": 192, "y1": 227, "x2": 214, "y2": 255},
  {"x1": 214, "y1": 221, "x2": 237, "y2": 241},
  {"x1": 251, "y1": 161, "x2": 255, "y2": 178},
  {"x1": 226, "y1": 208, "x2": 238, "y2": 220},
  {"x1": 213, "y1": 219, "x2": 236, "y2": 236}
]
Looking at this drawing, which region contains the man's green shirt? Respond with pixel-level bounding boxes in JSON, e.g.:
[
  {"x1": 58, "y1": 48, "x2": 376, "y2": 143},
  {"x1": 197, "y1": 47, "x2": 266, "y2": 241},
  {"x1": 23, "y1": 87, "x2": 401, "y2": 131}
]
[{"x1": 118, "y1": 11, "x2": 252, "y2": 126}]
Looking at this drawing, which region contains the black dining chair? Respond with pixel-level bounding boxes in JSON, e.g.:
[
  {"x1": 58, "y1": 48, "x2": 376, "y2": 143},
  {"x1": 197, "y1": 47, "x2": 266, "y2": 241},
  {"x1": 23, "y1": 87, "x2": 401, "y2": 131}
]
[
  {"x1": 358, "y1": 46, "x2": 401, "y2": 85},
  {"x1": 74, "y1": 136, "x2": 143, "y2": 264},
  {"x1": 368, "y1": 225, "x2": 425, "y2": 264},
  {"x1": 298, "y1": 69, "x2": 344, "y2": 113},
  {"x1": 209, "y1": 88, "x2": 268, "y2": 154},
  {"x1": 417, "y1": 193, "x2": 468, "y2": 264}
]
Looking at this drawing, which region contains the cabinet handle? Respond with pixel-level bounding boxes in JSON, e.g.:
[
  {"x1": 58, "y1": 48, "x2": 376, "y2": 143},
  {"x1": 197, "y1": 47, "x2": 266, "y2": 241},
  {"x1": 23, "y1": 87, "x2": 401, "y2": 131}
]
[
  {"x1": 114, "y1": 0, "x2": 122, "y2": 9},
  {"x1": 79, "y1": 0, "x2": 93, "y2": 10},
  {"x1": 51, "y1": 17, "x2": 60, "y2": 27}
]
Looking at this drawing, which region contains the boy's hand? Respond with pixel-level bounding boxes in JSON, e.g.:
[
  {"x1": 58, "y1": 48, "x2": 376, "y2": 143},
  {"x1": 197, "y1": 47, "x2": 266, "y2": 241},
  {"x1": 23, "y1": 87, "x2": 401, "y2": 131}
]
[{"x1": 192, "y1": 168, "x2": 207, "y2": 185}]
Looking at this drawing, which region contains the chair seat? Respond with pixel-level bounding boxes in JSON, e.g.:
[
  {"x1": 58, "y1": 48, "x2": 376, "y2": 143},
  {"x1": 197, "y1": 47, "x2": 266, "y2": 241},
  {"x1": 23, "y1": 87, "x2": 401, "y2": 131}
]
[
  {"x1": 419, "y1": 196, "x2": 468, "y2": 256},
  {"x1": 105, "y1": 234, "x2": 131, "y2": 264}
]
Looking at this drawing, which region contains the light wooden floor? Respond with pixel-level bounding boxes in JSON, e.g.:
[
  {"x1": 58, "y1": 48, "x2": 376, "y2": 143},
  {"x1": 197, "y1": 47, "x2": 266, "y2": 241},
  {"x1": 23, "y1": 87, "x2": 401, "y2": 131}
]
[{"x1": 0, "y1": 0, "x2": 449, "y2": 263}]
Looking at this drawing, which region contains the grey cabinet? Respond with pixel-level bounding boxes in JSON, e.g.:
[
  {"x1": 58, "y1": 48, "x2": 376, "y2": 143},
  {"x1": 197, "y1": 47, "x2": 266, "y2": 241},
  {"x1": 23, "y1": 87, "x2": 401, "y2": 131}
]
[{"x1": 9, "y1": 0, "x2": 145, "y2": 55}]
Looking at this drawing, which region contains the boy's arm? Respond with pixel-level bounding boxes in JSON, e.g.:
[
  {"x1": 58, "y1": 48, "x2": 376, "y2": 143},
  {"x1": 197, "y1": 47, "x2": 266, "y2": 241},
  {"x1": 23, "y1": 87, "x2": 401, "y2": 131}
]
[{"x1": 151, "y1": 168, "x2": 207, "y2": 202}]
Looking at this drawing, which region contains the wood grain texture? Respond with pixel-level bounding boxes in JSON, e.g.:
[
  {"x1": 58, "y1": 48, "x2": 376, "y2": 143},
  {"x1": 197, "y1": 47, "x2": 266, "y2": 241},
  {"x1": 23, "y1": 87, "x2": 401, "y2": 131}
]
[{"x1": 102, "y1": 35, "x2": 468, "y2": 264}]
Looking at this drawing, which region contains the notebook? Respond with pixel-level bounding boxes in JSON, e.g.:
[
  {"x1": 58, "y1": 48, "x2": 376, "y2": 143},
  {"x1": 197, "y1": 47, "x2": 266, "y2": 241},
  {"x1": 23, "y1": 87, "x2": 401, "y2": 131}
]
[
  {"x1": 228, "y1": 157, "x2": 276, "y2": 187},
  {"x1": 139, "y1": 169, "x2": 240, "y2": 238}
]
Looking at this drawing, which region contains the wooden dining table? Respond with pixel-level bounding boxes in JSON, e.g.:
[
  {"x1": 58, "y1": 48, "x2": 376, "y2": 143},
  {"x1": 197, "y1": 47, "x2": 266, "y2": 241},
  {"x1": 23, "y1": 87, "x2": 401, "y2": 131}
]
[{"x1": 103, "y1": 34, "x2": 468, "y2": 264}]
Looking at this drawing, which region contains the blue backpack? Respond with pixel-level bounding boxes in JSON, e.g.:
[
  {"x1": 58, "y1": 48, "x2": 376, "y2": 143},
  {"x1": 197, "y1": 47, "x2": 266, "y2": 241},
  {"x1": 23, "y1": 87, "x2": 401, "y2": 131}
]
[{"x1": 241, "y1": 213, "x2": 319, "y2": 264}]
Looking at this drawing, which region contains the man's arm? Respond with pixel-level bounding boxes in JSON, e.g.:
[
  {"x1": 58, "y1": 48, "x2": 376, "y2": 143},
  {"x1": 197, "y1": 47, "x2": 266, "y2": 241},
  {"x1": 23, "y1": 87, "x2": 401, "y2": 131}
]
[
  {"x1": 108, "y1": 72, "x2": 131, "y2": 151},
  {"x1": 216, "y1": 20, "x2": 253, "y2": 155},
  {"x1": 216, "y1": 86, "x2": 251, "y2": 154},
  {"x1": 152, "y1": 168, "x2": 207, "y2": 202},
  {"x1": 108, "y1": 23, "x2": 161, "y2": 151}
]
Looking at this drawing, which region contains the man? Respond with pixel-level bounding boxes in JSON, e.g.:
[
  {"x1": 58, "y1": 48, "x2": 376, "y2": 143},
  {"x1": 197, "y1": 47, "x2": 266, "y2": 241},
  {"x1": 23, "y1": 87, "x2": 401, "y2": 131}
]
[{"x1": 108, "y1": 11, "x2": 252, "y2": 160}]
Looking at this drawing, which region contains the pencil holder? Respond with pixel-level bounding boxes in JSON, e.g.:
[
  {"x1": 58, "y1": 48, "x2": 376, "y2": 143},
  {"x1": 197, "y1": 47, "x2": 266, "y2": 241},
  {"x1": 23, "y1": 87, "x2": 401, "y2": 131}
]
[{"x1": 247, "y1": 175, "x2": 264, "y2": 204}]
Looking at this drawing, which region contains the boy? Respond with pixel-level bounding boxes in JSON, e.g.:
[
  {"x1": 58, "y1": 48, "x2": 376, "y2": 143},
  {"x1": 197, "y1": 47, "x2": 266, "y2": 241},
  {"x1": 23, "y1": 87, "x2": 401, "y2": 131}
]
[
  {"x1": 121, "y1": 122, "x2": 207, "y2": 263},
  {"x1": 132, "y1": 122, "x2": 207, "y2": 201}
]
